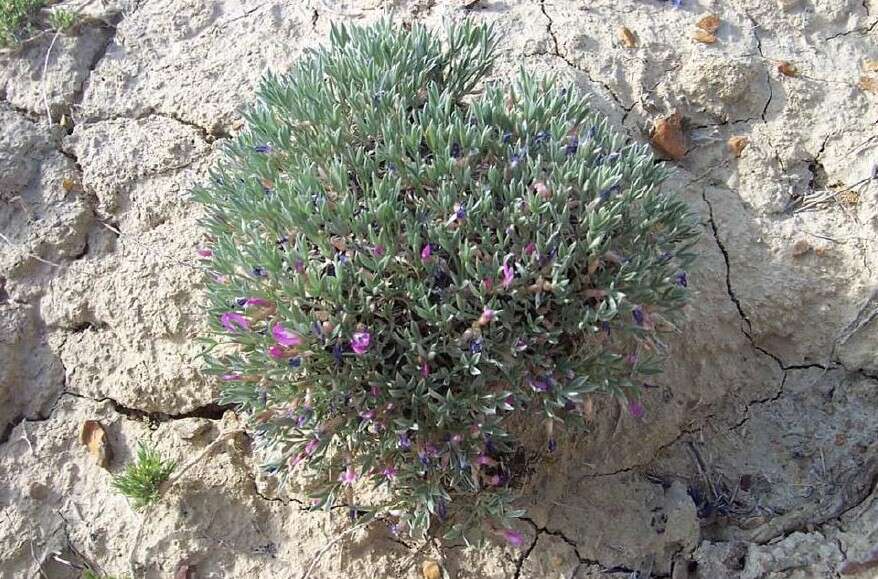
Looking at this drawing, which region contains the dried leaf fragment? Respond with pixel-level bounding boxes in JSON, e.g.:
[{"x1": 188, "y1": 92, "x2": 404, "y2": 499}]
[
  {"x1": 863, "y1": 59, "x2": 878, "y2": 73},
  {"x1": 777, "y1": 61, "x2": 798, "y2": 77},
  {"x1": 618, "y1": 26, "x2": 637, "y2": 48},
  {"x1": 693, "y1": 29, "x2": 717, "y2": 44},
  {"x1": 80, "y1": 420, "x2": 112, "y2": 469},
  {"x1": 650, "y1": 112, "x2": 687, "y2": 161},
  {"x1": 858, "y1": 75, "x2": 878, "y2": 94},
  {"x1": 422, "y1": 560, "x2": 442, "y2": 579},
  {"x1": 728, "y1": 136, "x2": 749, "y2": 158},
  {"x1": 696, "y1": 14, "x2": 721, "y2": 33},
  {"x1": 791, "y1": 238, "x2": 811, "y2": 257}
]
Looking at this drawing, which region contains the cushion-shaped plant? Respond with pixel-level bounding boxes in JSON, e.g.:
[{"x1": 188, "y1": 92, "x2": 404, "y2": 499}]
[{"x1": 194, "y1": 20, "x2": 698, "y2": 543}]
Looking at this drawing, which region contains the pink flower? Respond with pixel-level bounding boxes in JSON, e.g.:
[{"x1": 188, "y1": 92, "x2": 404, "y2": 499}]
[
  {"x1": 268, "y1": 345, "x2": 288, "y2": 359},
  {"x1": 371, "y1": 244, "x2": 386, "y2": 257},
  {"x1": 501, "y1": 254, "x2": 515, "y2": 288},
  {"x1": 474, "y1": 454, "x2": 496, "y2": 467},
  {"x1": 523, "y1": 242, "x2": 536, "y2": 256},
  {"x1": 245, "y1": 298, "x2": 272, "y2": 308},
  {"x1": 220, "y1": 312, "x2": 250, "y2": 332},
  {"x1": 420, "y1": 243, "x2": 433, "y2": 263},
  {"x1": 197, "y1": 247, "x2": 213, "y2": 258},
  {"x1": 290, "y1": 452, "x2": 307, "y2": 467},
  {"x1": 304, "y1": 438, "x2": 320, "y2": 455},
  {"x1": 351, "y1": 331, "x2": 371, "y2": 355},
  {"x1": 420, "y1": 361, "x2": 430, "y2": 377},
  {"x1": 381, "y1": 466, "x2": 397, "y2": 480},
  {"x1": 502, "y1": 529, "x2": 524, "y2": 547},
  {"x1": 478, "y1": 307, "x2": 495, "y2": 326},
  {"x1": 628, "y1": 400, "x2": 645, "y2": 418},
  {"x1": 221, "y1": 373, "x2": 242, "y2": 381},
  {"x1": 483, "y1": 277, "x2": 494, "y2": 291},
  {"x1": 272, "y1": 323, "x2": 303, "y2": 347},
  {"x1": 339, "y1": 466, "x2": 358, "y2": 486},
  {"x1": 370, "y1": 384, "x2": 381, "y2": 397}
]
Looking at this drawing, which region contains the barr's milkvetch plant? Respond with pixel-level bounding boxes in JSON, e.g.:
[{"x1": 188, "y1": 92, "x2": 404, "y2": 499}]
[{"x1": 194, "y1": 20, "x2": 698, "y2": 544}]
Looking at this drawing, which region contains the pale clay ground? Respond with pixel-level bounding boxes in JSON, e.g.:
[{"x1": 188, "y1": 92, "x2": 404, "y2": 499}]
[{"x1": 1, "y1": 0, "x2": 877, "y2": 577}]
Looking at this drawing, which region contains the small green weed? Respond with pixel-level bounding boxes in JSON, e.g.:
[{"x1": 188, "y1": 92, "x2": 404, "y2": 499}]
[
  {"x1": 48, "y1": 7, "x2": 77, "y2": 32},
  {"x1": 111, "y1": 443, "x2": 176, "y2": 510},
  {"x1": 0, "y1": 0, "x2": 47, "y2": 47}
]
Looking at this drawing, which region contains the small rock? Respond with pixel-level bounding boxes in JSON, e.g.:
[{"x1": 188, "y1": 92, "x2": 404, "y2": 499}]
[
  {"x1": 693, "y1": 29, "x2": 717, "y2": 44},
  {"x1": 172, "y1": 418, "x2": 212, "y2": 440},
  {"x1": 728, "y1": 136, "x2": 749, "y2": 158},
  {"x1": 651, "y1": 112, "x2": 687, "y2": 160},
  {"x1": 175, "y1": 562, "x2": 195, "y2": 579},
  {"x1": 791, "y1": 238, "x2": 811, "y2": 257},
  {"x1": 62, "y1": 178, "x2": 77, "y2": 192},
  {"x1": 29, "y1": 482, "x2": 50, "y2": 500},
  {"x1": 618, "y1": 26, "x2": 637, "y2": 48},
  {"x1": 421, "y1": 560, "x2": 442, "y2": 579},
  {"x1": 777, "y1": 61, "x2": 798, "y2": 77},
  {"x1": 80, "y1": 420, "x2": 112, "y2": 469},
  {"x1": 696, "y1": 14, "x2": 721, "y2": 33},
  {"x1": 858, "y1": 76, "x2": 878, "y2": 94},
  {"x1": 776, "y1": 0, "x2": 801, "y2": 10}
]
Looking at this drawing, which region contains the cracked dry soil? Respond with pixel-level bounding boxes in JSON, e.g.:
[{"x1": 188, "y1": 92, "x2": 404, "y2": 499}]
[{"x1": 2, "y1": 0, "x2": 878, "y2": 577}]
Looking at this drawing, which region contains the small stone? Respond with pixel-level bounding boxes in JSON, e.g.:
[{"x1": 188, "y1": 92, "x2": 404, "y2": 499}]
[
  {"x1": 863, "y1": 59, "x2": 878, "y2": 73},
  {"x1": 777, "y1": 61, "x2": 798, "y2": 77},
  {"x1": 421, "y1": 560, "x2": 442, "y2": 579},
  {"x1": 728, "y1": 136, "x2": 749, "y2": 158},
  {"x1": 696, "y1": 14, "x2": 721, "y2": 33},
  {"x1": 650, "y1": 112, "x2": 687, "y2": 161},
  {"x1": 80, "y1": 420, "x2": 112, "y2": 469},
  {"x1": 693, "y1": 29, "x2": 717, "y2": 44},
  {"x1": 618, "y1": 26, "x2": 637, "y2": 48},
  {"x1": 62, "y1": 178, "x2": 77, "y2": 192},
  {"x1": 791, "y1": 238, "x2": 811, "y2": 257},
  {"x1": 858, "y1": 75, "x2": 878, "y2": 94},
  {"x1": 29, "y1": 482, "x2": 50, "y2": 500},
  {"x1": 172, "y1": 418, "x2": 212, "y2": 440}
]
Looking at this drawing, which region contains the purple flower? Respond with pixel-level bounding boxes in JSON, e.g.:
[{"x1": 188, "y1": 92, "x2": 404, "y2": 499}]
[
  {"x1": 351, "y1": 331, "x2": 371, "y2": 355},
  {"x1": 381, "y1": 466, "x2": 397, "y2": 480},
  {"x1": 268, "y1": 345, "x2": 288, "y2": 359},
  {"x1": 420, "y1": 243, "x2": 433, "y2": 263},
  {"x1": 502, "y1": 130, "x2": 513, "y2": 144},
  {"x1": 289, "y1": 357, "x2": 302, "y2": 368},
  {"x1": 272, "y1": 323, "x2": 303, "y2": 347},
  {"x1": 221, "y1": 373, "x2": 242, "y2": 381},
  {"x1": 359, "y1": 409, "x2": 376, "y2": 421},
  {"x1": 502, "y1": 529, "x2": 524, "y2": 547},
  {"x1": 196, "y1": 247, "x2": 212, "y2": 258},
  {"x1": 293, "y1": 259, "x2": 305, "y2": 274},
  {"x1": 254, "y1": 144, "x2": 272, "y2": 153},
  {"x1": 398, "y1": 434, "x2": 412, "y2": 449},
  {"x1": 600, "y1": 321, "x2": 611, "y2": 336},
  {"x1": 483, "y1": 277, "x2": 494, "y2": 291},
  {"x1": 564, "y1": 135, "x2": 579, "y2": 156},
  {"x1": 420, "y1": 361, "x2": 430, "y2": 377},
  {"x1": 332, "y1": 343, "x2": 343, "y2": 365},
  {"x1": 513, "y1": 338, "x2": 527, "y2": 352},
  {"x1": 304, "y1": 438, "x2": 320, "y2": 455},
  {"x1": 599, "y1": 183, "x2": 621, "y2": 201},
  {"x1": 675, "y1": 272, "x2": 688, "y2": 287},
  {"x1": 529, "y1": 377, "x2": 551, "y2": 392},
  {"x1": 220, "y1": 312, "x2": 250, "y2": 332},
  {"x1": 474, "y1": 454, "x2": 496, "y2": 467},
  {"x1": 628, "y1": 400, "x2": 645, "y2": 418},
  {"x1": 469, "y1": 339, "x2": 483, "y2": 354},
  {"x1": 501, "y1": 254, "x2": 515, "y2": 288},
  {"x1": 244, "y1": 297, "x2": 272, "y2": 308},
  {"x1": 632, "y1": 307, "x2": 645, "y2": 326},
  {"x1": 478, "y1": 307, "x2": 496, "y2": 326},
  {"x1": 523, "y1": 242, "x2": 536, "y2": 256},
  {"x1": 455, "y1": 204, "x2": 467, "y2": 220},
  {"x1": 339, "y1": 466, "x2": 358, "y2": 486},
  {"x1": 626, "y1": 352, "x2": 639, "y2": 365},
  {"x1": 251, "y1": 266, "x2": 267, "y2": 278},
  {"x1": 548, "y1": 438, "x2": 557, "y2": 453},
  {"x1": 371, "y1": 244, "x2": 386, "y2": 257},
  {"x1": 290, "y1": 452, "x2": 306, "y2": 467}
]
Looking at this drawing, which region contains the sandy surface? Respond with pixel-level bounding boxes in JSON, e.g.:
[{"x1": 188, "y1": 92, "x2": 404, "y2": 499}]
[{"x1": 1, "y1": 0, "x2": 877, "y2": 577}]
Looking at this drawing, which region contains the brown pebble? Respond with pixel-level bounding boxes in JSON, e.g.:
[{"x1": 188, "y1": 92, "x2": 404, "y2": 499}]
[
  {"x1": 80, "y1": 420, "x2": 113, "y2": 469},
  {"x1": 777, "y1": 61, "x2": 798, "y2": 77},
  {"x1": 693, "y1": 29, "x2": 717, "y2": 44},
  {"x1": 618, "y1": 26, "x2": 637, "y2": 48},
  {"x1": 835, "y1": 433, "x2": 847, "y2": 446},
  {"x1": 696, "y1": 14, "x2": 721, "y2": 33},
  {"x1": 728, "y1": 136, "x2": 749, "y2": 158},
  {"x1": 858, "y1": 75, "x2": 878, "y2": 94},
  {"x1": 422, "y1": 560, "x2": 442, "y2": 579},
  {"x1": 791, "y1": 238, "x2": 811, "y2": 257},
  {"x1": 62, "y1": 178, "x2": 77, "y2": 192},
  {"x1": 650, "y1": 112, "x2": 687, "y2": 161}
]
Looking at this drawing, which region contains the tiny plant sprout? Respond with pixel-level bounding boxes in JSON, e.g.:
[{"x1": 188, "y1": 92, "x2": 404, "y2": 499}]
[
  {"x1": 193, "y1": 19, "x2": 698, "y2": 545},
  {"x1": 111, "y1": 443, "x2": 176, "y2": 510}
]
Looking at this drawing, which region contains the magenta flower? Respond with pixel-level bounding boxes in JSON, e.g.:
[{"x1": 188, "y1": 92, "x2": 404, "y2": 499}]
[
  {"x1": 221, "y1": 373, "x2": 242, "y2": 381},
  {"x1": 501, "y1": 254, "x2": 515, "y2": 288},
  {"x1": 474, "y1": 454, "x2": 496, "y2": 467},
  {"x1": 478, "y1": 307, "x2": 496, "y2": 326},
  {"x1": 381, "y1": 466, "x2": 397, "y2": 480},
  {"x1": 351, "y1": 331, "x2": 371, "y2": 355},
  {"x1": 483, "y1": 277, "x2": 494, "y2": 291},
  {"x1": 272, "y1": 323, "x2": 303, "y2": 347},
  {"x1": 290, "y1": 452, "x2": 307, "y2": 467},
  {"x1": 196, "y1": 247, "x2": 212, "y2": 258},
  {"x1": 420, "y1": 243, "x2": 433, "y2": 263},
  {"x1": 371, "y1": 244, "x2": 386, "y2": 257},
  {"x1": 420, "y1": 361, "x2": 430, "y2": 377},
  {"x1": 628, "y1": 400, "x2": 645, "y2": 418},
  {"x1": 220, "y1": 312, "x2": 250, "y2": 332},
  {"x1": 370, "y1": 384, "x2": 381, "y2": 397},
  {"x1": 502, "y1": 529, "x2": 524, "y2": 547},
  {"x1": 339, "y1": 466, "x2": 358, "y2": 486},
  {"x1": 245, "y1": 297, "x2": 272, "y2": 308},
  {"x1": 304, "y1": 438, "x2": 320, "y2": 455},
  {"x1": 523, "y1": 242, "x2": 536, "y2": 256},
  {"x1": 268, "y1": 345, "x2": 288, "y2": 359}
]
